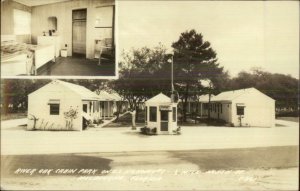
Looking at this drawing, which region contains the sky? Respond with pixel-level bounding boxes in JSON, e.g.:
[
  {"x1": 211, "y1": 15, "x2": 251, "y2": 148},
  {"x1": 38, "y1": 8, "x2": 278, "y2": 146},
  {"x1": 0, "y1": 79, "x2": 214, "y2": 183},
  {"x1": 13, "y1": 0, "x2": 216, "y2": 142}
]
[{"x1": 117, "y1": 1, "x2": 299, "y2": 79}]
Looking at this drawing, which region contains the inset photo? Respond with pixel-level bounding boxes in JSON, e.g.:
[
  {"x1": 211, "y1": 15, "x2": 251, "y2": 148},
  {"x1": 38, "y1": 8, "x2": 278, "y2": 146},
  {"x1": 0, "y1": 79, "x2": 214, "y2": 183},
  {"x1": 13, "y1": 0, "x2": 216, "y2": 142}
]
[{"x1": 1, "y1": 0, "x2": 116, "y2": 78}]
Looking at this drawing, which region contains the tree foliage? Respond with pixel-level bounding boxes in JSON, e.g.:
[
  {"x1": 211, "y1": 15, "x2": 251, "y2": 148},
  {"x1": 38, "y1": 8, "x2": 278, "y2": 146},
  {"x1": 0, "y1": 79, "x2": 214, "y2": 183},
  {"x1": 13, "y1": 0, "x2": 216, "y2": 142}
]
[
  {"x1": 172, "y1": 29, "x2": 227, "y2": 121},
  {"x1": 228, "y1": 68, "x2": 299, "y2": 109},
  {"x1": 1, "y1": 79, "x2": 51, "y2": 113},
  {"x1": 111, "y1": 44, "x2": 171, "y2": 111}
]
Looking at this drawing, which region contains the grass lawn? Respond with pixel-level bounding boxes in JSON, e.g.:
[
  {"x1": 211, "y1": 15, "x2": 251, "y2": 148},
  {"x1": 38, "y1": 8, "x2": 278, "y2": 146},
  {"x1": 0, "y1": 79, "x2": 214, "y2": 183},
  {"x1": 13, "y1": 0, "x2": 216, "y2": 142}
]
[
  {"x1": 277, "y1": 117, "x2": 299, "y2": 123},
  {"x1": 1, "y1": 112, "x2": 27, "y2": 121}
]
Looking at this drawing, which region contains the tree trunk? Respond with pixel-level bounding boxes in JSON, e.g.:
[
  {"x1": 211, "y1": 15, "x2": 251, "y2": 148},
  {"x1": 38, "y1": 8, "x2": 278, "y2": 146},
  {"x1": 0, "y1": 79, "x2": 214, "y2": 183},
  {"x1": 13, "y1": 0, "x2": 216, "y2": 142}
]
[
  {"x1": 135, "y1": 103, "x2": 139, "y2": 121},
  {"x1": 208, "y1": 92, "x2": 212, "y2": 123},
  {"x1": 183, "y1": 84, "x2": 190, "y2": 122}
]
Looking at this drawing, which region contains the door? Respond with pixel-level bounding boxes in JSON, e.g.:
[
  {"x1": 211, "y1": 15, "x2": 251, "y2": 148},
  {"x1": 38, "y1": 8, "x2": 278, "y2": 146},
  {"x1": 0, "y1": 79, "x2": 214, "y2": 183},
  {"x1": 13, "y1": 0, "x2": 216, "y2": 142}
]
[
  {"x1": 83, "y1": 104, "x2": 87, "y2": 113},
  {"x1": 160, "y1": 110, "x2": 168, "y2": 131},
  {"x1": 72, "y1": 9, "x2": 87, "y2": 56}
]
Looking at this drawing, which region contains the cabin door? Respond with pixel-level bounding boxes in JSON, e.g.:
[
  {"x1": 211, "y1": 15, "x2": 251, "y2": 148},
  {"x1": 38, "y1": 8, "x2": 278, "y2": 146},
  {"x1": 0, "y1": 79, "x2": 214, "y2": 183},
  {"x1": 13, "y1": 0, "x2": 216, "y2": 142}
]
[
  {"x1": 160, "y1": 110, "x2": 168, "y2": 131},
  {"x1": 72, "y1": 9, "x2": 87, "y2": 56}
]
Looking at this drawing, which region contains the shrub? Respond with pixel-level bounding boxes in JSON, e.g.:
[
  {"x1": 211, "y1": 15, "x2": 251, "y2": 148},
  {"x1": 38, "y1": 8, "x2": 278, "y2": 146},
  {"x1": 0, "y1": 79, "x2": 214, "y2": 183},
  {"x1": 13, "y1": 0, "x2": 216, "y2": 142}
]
[
  {"x1": 151, "y1": 128, "x2": 157, "y2": 134},
  {"x1": 173, "y1": 126, "x2": 181, "y2": 135},
  {"x1": 140, "y1": 127, "x2": 156, "y2": 135},
  {"x1": 97, "y1": 119, "x2": 104, "y2": 125}
]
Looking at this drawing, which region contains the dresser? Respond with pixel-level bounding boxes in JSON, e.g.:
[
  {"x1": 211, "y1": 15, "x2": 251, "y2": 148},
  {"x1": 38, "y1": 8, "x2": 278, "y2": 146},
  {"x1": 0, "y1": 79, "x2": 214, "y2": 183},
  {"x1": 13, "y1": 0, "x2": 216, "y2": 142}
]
[{"x1": 37, "y1": 36, "x2": 61, "y2": 59}]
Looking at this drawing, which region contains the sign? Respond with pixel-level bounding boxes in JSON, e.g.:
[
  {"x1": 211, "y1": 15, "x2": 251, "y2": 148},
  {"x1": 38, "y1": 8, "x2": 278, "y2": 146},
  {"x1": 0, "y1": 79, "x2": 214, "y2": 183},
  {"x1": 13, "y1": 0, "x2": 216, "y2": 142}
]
[{"x1": 159, "y1": 105, "x2": 172, "y2": 111}]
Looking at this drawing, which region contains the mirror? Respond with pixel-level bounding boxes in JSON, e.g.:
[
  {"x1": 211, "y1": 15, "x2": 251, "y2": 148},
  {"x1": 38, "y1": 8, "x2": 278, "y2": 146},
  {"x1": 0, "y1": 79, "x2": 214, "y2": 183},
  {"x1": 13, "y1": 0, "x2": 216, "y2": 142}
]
[{"x1": 48, "y1": 17, "x2": 57, "y2": 31}]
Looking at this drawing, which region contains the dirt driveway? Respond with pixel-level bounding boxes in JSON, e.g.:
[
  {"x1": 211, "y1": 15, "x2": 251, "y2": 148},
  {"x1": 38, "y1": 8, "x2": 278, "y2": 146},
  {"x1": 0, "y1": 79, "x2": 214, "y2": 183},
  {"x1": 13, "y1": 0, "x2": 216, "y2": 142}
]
[{"x1": 1, "y1": 119, "x2": 299, "y2": 155}]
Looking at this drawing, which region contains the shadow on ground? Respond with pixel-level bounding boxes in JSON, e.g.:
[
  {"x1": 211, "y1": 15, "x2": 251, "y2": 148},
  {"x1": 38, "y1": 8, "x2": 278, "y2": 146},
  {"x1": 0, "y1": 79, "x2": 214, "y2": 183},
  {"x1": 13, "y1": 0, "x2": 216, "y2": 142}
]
[{"x1": 171, "y1": 146, "x2": 299, "y2": 171}]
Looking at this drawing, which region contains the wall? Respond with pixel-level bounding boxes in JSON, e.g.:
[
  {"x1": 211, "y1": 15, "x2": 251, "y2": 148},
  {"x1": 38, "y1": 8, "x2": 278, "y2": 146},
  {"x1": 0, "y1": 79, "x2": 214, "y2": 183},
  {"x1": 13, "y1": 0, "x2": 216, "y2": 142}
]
[
  {"x1": 31, "y1": 0, "x2": 114, "y2": 58},
  {"x1": 232, "y1": 90, "x2": 275, "y2": 127},
  {"x1": 1, "y1": 0, "x2": 32, "y2": 43},
  {"x1": 210, "y1": 102, "x2": 232, "y2": 123},
  {"x1": 28, "y1": 83, "x2": 83, "y2": 131}
]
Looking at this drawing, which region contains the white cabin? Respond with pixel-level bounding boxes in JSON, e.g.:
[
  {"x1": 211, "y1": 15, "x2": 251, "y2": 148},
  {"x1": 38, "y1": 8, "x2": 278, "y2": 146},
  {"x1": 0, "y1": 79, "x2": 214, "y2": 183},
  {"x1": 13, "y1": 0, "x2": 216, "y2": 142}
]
[
  {"x1": 27, "y1": 80, "x2": 118, "y2": 131},
  {"x1": 203, "y1": 88, "x2": 275, "y2": 127}
]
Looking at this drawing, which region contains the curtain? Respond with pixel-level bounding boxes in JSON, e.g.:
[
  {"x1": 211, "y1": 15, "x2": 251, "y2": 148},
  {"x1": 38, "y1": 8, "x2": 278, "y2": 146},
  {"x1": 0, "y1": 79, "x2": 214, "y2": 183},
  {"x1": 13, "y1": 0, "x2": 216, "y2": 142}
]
[{"x1": 13, "y1": 9, "x2": 31, "y2": 35}]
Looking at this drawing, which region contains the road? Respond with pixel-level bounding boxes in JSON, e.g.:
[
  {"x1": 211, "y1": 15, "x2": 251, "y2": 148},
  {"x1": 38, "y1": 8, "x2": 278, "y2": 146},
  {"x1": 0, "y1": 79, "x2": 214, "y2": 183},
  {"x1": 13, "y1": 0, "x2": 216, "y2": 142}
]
[{"x1": 1, "y1": 146, "x2": 298, "y2": 190}]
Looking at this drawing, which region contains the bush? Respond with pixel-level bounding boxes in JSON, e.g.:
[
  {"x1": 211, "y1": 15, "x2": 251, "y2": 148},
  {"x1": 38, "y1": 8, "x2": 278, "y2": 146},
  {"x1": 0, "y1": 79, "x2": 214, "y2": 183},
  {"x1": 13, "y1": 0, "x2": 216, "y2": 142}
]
[
  {"x1": 98, "y1": 119, "x2": 104, "y2": 124},
  {"x1": 151, "y1": 128, "x2": 157, "y2": 134},
  {"x1": 173, "y1": 126, "x2": 181, "y2": 135},
  {"x1": 276, "y1": 110, "x2": 299, "y2": 117},
  {"x1": 140, "y1": 127, "x2": 149, "y2": 134},
  {"x1": 140, "y1": 127, "x2": 157, "y2": 135}
]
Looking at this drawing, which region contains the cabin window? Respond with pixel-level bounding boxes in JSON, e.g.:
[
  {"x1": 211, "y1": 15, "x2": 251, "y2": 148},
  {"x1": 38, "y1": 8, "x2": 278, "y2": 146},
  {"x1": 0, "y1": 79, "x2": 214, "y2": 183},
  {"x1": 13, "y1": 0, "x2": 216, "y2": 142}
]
[
  {"x1": 173, "y1": 107, "x2": 176, "y2": 122},
  {"x1": 89, "y1": 102, "x2": 92, "y2": 112},
  {"x1": 145, "y1": 106, "x2": 147, "y2": 122},
  {"x1": 237, "y1": 106, "x2": 244, "y2": 115},
  {"x1": 50, "y1": 104, "x2": 59, "y2": 115},
  {"x1": 150, "y1": 106, "x2": 157, "y2": 122}
]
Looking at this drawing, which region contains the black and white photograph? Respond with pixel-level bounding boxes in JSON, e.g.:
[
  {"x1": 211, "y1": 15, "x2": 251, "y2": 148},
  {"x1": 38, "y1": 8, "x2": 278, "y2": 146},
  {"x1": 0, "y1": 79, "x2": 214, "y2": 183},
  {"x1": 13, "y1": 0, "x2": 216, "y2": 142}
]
[
  {"x1": 1, "y1": 0, "x2": 116, "y2": 77},
  {"x1": 1, "y1": 0, "x2": 299, "y2": 190}
]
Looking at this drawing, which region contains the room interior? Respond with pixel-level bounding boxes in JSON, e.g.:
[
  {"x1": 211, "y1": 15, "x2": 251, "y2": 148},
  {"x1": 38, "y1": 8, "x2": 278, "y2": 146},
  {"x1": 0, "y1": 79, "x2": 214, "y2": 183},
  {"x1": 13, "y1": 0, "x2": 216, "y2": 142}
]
[{"x1": 1, "y1": 0, "x2": 115, "y2": 77}]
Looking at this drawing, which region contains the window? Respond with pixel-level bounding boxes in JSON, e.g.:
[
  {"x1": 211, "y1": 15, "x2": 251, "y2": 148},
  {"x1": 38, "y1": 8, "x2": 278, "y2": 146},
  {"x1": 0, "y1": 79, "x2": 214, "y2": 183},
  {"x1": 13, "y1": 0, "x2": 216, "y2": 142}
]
[
  {"x1": 237, "y1": 106, "x2": 244, "y2": 115},
  {"x1": 13, "y1": 9, "x2": 31, "y2": 35},
  {"x1": 89, "y1": 102, "x2": 92, "y2": 112},
  {"x1": 173, "y1": 107, "x2": 176, "y2": 122},
  {"x1": 161, "y1": 110, "x2": 168, "y2": 121},
  {"x1": 150, "y1": 107, "x2": 157, "y2": 122},
  {"x1": 50, "y1": 104, "x2": 59, "y2": 115}
]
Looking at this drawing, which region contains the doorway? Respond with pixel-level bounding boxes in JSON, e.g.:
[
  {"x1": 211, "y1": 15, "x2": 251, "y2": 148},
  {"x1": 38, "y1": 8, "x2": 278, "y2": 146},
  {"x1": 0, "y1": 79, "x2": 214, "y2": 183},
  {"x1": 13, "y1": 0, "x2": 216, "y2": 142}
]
[
  {"x1": 72, "y1": 9, "x2": 87, "y2": 57},
  {"x1": 83, "y1": 104, "x2": 87, "y2": 113},
  {"x1": 160, "y1": 110, "x2": 168, "y2": 131}
]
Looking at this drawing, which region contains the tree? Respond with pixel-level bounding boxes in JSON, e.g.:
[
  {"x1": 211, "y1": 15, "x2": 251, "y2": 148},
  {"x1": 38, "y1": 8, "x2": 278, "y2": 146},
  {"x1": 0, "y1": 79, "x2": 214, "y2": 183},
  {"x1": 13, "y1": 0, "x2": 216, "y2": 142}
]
[
  {"x1": 172, "y1": 29, "x2": 226, "y2": 121},
  {"x1": 228, "y1": 68, "x2": 299, "y2": 111},
  {"x1": 111, "y1": 44, "x2": 171, "y2": 120},
  {"x1": 1, "y1": 79, "x2": 51, "y2": 114}
]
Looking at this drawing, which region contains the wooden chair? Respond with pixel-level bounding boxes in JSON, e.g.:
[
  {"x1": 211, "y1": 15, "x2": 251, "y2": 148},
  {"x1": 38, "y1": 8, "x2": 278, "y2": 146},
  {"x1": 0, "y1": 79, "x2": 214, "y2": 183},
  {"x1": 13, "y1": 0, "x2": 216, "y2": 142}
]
[{"x1": 95, "y1": 38, "x2": 113, "y2": 65}]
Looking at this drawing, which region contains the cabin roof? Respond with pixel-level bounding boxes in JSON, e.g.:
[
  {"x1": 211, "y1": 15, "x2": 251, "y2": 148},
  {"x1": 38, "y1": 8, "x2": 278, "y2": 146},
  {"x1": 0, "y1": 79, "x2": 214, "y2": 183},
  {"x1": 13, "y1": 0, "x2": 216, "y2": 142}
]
[
  {"x1": 95, "y1": 90, "x2": 121, "y2": 101},
  {"x1": 211, "y1": 87, "x2": 274, "y2": 102},
  {"x1": 145, "y1": 93, "x2": 171, "y2": 104},
  {"x1": 55, "y1": 80, "x2": 100, "y2": 100}
]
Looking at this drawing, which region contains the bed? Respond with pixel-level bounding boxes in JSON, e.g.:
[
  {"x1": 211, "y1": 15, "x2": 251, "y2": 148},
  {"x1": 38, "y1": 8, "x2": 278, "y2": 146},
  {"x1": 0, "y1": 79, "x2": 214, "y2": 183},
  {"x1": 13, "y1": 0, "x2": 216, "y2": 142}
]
[{"x1": 1, "y1": 35, "x2": 55, "y2": 76}]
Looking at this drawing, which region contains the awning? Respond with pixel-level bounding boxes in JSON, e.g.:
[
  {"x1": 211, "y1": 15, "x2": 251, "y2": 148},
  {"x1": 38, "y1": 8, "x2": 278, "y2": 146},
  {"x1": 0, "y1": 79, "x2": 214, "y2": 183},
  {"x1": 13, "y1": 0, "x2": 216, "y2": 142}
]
[
  {"x1": 236, "y1": 103, "x2": 245, "y2": 107},
  {"x1": 48, "y1": 99, "x2": 60, "y2": 104}
]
